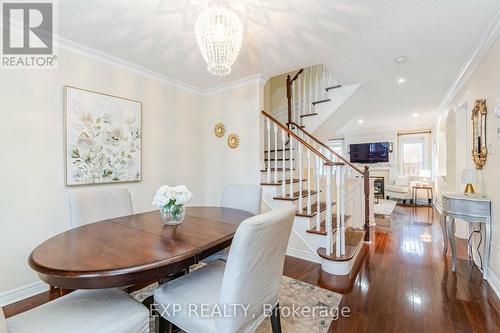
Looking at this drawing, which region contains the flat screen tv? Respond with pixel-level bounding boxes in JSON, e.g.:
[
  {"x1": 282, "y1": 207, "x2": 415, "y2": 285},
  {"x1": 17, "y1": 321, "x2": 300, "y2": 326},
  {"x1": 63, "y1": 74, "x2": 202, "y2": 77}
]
[{"x1": 349, "y1": 142, "x2": 389, "y2": 163}]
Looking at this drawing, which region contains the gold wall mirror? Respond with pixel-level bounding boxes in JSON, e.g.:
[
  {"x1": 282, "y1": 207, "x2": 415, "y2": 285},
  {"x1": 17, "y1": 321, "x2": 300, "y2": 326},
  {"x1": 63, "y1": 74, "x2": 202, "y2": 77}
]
[{"x1": 471, "y1": 99, "x2": 487, "y2": 169}]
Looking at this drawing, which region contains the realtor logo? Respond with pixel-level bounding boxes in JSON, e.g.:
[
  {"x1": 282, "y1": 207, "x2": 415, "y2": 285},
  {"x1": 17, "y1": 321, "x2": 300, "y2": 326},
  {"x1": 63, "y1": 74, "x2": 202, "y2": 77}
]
[{"x1": 1, "y1": 1, "x2": 57, "y2": 68}]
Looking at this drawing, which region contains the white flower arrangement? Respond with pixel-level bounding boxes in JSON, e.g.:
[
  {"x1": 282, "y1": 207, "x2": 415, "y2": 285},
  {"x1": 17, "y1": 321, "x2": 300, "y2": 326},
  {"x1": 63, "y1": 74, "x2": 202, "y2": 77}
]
[{"x1": 153, "y1": 185, "x2": 192, "y2": 221}]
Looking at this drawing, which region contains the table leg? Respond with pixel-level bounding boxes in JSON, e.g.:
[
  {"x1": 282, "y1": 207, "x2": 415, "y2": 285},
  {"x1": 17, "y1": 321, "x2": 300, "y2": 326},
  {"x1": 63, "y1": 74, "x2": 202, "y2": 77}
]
[
  {"x1": 484, "y1": 218, "x2": 491, "y2": 280},
  {"x1": 448, "y1": 217, "x2": 457, "y2": 272},
  {"x1": 441, "y1": 213, "x2": 448, "y2": 255}
]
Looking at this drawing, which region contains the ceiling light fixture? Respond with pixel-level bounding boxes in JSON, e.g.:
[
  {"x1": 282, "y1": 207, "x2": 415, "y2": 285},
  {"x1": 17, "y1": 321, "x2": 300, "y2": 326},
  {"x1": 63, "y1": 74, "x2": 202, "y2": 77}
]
[
  {"x1": 398, "y1": 77, "x2": 406, "y2": 84},
  {"x1": 412, "y1": 113, "x2": 419, "y2": 117},
  {"x1": 394, "y1": 56, "x2": 408, "y2": 64},
  {"x1": 195, "y1": 0, "x2": 243, "y2": 76},
  {"x1": 357, "y1": 119, "x2": 364, "y2": 124}
]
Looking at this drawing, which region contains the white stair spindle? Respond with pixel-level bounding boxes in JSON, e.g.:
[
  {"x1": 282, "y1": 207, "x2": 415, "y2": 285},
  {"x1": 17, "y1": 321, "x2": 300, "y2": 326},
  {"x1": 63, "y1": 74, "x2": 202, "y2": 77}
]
[
  {"x1": 325, "y1": 165, "x2": 332, "y2": 256},
  {"x1": 336, "y1": 166, "x2": 341, "y2": 256},
  {"x1": 266, "y1": 117, "x2": 271, "y2": 183},
  {"x1": 308, "y1": 66, "x2": 313, "y2": 114},
  {"x1": 322, "y1": 64, "x2": 328, "y2": 99},
  {"x1": 340, "y1": 166, "x2": 346, "y2": 256},
  {"x1": 274, "y1": 123, "x2": 278, "y2": 183},
  {"x1": 289, "y1": 136, "x2": 294, "y2": 197},
  {"x1": 298, "y1": 73, "x2": 302, "y2": 120},
  {"x1": 315, "y1": 156, "x2": 321, "y2": 230},
  {"x1": 307, "y1": 149, "x2": 312, "y2": 215},
  {"x1": 315, "y1": 64, "x2": 319, "y2": 102},
  {"x1": 281, "y1": 130, "x2": 286, "y2": 197},
  {"x1": 298, "y1": 142, "x2": 303, "y2": 212}
]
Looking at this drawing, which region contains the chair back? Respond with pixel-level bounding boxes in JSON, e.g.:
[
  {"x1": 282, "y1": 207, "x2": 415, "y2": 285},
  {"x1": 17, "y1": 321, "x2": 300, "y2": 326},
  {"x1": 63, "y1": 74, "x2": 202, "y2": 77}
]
[
  {"x1": 0, "y1": 309, "x2": 7, "y2": 333},
  {"x1": 215, "y1": 206, "x2": 295, "y2": 332},
  {"x1": 221, "y1": 184, "x2": 262, "y2": 215},
  {"x1": 68, "y1": 189, "x2": 133, "y2": 227}
]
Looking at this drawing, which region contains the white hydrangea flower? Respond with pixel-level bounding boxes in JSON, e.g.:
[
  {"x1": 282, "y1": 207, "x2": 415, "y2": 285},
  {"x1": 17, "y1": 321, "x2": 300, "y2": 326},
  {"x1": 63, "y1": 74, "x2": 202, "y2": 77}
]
[{"x1": 153, "y1": 185, "x2": 192, "y2": 208}]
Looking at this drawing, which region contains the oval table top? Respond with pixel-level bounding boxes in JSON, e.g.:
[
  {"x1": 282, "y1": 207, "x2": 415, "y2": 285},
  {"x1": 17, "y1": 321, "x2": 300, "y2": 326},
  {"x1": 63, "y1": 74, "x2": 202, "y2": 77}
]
[{"x1": 29, "y1": 206, "x2": 253, "y2": 289}]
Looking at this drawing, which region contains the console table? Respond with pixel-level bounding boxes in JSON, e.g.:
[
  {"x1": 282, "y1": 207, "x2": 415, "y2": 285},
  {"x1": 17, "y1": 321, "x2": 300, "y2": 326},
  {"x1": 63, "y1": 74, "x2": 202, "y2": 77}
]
[{"x1": 441, "y1": 192, "x2": 492, "y2": 280}]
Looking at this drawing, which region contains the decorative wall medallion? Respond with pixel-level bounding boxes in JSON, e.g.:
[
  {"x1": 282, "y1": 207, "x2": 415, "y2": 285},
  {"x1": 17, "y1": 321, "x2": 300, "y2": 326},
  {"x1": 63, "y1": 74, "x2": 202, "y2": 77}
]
[
  {"x1": 227, "y1": 133, "x2": 240, "y2": 149},
  {"x1": 214, "y1": 123, "x2": 225, "y2": 138}
]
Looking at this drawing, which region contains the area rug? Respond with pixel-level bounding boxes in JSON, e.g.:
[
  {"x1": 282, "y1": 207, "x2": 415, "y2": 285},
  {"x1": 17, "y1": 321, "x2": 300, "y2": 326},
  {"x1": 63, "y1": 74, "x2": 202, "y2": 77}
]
[
  {"x1": 374, "y1": 199, "x2": 398, "y2": 216},
  {"x1": 131, "y1": 265, "x2": 342, "y2": 333}
]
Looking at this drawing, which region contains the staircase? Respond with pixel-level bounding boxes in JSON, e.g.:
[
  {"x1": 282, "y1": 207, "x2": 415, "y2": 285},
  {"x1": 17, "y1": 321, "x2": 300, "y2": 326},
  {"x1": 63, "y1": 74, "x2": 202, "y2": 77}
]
[{"x1": 261, "y1": 65, "x2": 371, "y2": 275}]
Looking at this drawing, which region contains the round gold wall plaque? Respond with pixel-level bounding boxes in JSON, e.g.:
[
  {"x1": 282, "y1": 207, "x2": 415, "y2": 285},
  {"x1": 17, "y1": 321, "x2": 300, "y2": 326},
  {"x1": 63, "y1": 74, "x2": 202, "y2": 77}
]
[
  {"x1": 227, "y1": 133, "x2": 240, "y2": 149},
  {"x1": 214, "y1": 123, "x2": 225, "y2": 138}
]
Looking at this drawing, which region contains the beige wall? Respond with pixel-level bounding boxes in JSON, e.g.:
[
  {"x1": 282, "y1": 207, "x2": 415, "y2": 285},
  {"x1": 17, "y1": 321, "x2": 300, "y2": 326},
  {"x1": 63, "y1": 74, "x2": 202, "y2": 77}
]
[
  {"x1": 202, "y1": 82, "x2": 262, "y2": 204},
  {"x1": 0, "y1": 48, "x2": 263, "y2": 296},
  {"x1": 435, "y1": 35, "x2": 500, "y2": 284}
]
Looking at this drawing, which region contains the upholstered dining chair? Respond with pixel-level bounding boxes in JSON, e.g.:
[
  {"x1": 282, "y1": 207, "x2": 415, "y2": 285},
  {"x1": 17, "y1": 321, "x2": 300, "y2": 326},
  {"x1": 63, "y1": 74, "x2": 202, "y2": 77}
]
[
  {"x1": 203, "y1": 184, "x2": 262, "y2": 263},
  {"x1": 1, "y1": 288, "x2": 149, "y2": 333},
  {"x1": 154, "y1": 206, "x2": 295, "y2": 333},
  {"x1": 68, "y1": 188, "x2": 133, "y2": 227},
  {"x1": 221, "y1": 184, "x2": 262, "y2": 215}
]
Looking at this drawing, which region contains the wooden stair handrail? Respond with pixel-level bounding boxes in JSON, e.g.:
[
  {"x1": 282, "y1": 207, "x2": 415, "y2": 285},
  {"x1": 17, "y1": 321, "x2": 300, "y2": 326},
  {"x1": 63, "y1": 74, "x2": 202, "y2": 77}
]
[
  {"x1": 261, "y1": 110, "x2": 343, "y2": 167},
  {"x1": 289, "y1": 121, "x2": 365, "y2": 175}
]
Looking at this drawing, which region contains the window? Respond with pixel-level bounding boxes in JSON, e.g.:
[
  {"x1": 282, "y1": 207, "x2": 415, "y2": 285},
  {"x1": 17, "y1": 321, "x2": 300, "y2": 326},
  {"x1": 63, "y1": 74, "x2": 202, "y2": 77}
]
[
  {"x1": 327, "y1": 138, "x2": 345, "y2": 157},
  {"x1": 399, "y1": 134, "x2": 430, "y2": 176}
]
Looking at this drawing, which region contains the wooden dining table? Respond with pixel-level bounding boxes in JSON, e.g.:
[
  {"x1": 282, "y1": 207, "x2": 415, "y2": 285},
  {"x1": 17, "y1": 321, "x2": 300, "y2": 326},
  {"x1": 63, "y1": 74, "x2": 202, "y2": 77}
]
[{"x1": 28, "y1": 206, "x2": 253, "y2": 290}]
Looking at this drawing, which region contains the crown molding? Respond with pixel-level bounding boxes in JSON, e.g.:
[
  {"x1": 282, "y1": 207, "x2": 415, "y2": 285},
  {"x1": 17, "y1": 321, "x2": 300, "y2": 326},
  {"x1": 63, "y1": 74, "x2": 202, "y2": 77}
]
[
  {"x1": 57, "y1": 36, "x2": 267, "y2": 96},
  {"x1": 57, "y1": 36, "x2": 205, "y2": 95},
  {"x1": 201, "y1": 73, "x2": 269, "y2": 96},
  {"x1": 437, "y1": 9, "x2": 500, "y2": 114}
]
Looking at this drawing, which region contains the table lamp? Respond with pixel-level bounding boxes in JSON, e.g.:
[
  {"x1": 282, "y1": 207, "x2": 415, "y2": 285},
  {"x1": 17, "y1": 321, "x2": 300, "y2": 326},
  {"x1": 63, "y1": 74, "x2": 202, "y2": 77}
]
[{"x1": 461, "y1": 169, "x2": 478, "y2": 195}]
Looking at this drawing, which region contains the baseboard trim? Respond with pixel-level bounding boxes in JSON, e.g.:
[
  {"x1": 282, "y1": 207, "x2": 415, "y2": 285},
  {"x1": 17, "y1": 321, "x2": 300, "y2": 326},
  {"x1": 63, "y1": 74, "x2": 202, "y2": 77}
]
[
  {"x1": 488, "y1": 268, "x2": 500, "y2": 299},
  {"x1": 0, "y1": 281, "x2": 48, "y2": 307},
  {"x1": 286, "y1": 248, "x2": 321, "y2": 264}
]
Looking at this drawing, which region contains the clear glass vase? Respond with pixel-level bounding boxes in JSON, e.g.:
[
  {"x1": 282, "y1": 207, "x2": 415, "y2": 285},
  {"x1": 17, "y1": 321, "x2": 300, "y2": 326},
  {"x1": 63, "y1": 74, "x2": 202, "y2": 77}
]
[{"x1": 160, "y1": 205, "x2": 186, "y2": 226}]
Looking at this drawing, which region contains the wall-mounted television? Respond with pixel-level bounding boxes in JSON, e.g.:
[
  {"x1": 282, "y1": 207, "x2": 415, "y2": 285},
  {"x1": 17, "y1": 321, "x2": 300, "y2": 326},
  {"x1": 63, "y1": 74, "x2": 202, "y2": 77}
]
[{"x1": 349, "y1": 142, "x2": 390, "y2": 163}]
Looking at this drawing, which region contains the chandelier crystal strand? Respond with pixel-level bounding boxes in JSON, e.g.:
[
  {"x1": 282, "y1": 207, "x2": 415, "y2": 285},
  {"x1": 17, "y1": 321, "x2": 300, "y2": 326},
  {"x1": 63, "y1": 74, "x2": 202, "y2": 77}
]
[{"x1": 195, "y1": 0, "x2": 243, "y2": 76}]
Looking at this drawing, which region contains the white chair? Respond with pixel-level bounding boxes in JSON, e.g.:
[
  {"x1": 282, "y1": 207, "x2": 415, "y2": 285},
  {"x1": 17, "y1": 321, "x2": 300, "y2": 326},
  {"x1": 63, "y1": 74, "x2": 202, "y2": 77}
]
[
  {"x1": 68, "y1": 189, "x2": 133, "y2": 227},
  {"x1": 221, "y1": 184, "x2": 262, "y2": 215},
  {"x1": 154, "y1": 206, "x2": 295, "y2": 333},
  {"x1": 2, "y1": 289, "x2": 149, "y2": 333},
  {"x1": 204, "y1": 184, "x2": 262, "y2": 263},
  {"x1": 385, "y1": 175, "x2": 413, "y2": 203}
]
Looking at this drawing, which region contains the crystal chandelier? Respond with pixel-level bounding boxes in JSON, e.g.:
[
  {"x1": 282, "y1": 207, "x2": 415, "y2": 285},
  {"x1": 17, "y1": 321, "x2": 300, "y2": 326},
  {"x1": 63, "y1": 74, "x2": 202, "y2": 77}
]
[{"x1": 195, "y1": 0, "x2": 243, "y2": 76}]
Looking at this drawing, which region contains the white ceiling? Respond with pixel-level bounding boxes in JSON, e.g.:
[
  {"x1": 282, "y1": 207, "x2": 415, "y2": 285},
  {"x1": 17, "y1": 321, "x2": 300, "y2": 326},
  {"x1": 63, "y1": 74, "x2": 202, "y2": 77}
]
[{"x1": 58, "y1": 0, "x2": 500, "y2": 132}]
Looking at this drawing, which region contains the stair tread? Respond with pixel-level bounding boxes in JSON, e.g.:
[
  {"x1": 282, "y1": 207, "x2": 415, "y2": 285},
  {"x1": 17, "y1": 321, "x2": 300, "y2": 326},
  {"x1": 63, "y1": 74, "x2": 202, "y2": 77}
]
[
  {"x1": 264, "y1": 148, "x2": 290, "y2": 153},
  {"x1": 295, "y1": 201, "x2": 335, "y2": 217},
  {"x1": 300, "y1": 113, "x2": 318, "y2": 118},
  {"x1": 261, "y1": 179, "x2": 306, "y2": 186},
  {"x1": 312, "y1": 99, "x2": 331, "y2": 105},
  {"x1": 265, "y1": 158, "x2": 291, "y2": 161},
  {"x1": 325, "y1": 84, "x2": 342, "y2": 91},
  {"x1": 306, "y1": 214, "x2": 352, "y2": 235},
  {"x1": 260, "y1": 168, "x2": 293, "y2": 172},
  {"x1": 273, "y1": 190, "x2": 319, "y2": 201},
  {"x1": 317, "y1": 228, "x2": 365, "y2": 262}
]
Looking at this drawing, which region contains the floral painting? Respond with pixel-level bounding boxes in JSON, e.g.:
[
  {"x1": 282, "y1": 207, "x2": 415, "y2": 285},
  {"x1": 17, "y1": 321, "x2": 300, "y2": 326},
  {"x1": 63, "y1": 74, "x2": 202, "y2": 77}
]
[{"x1": 65, "y1": 86, "x2": 142, "y2": 185}]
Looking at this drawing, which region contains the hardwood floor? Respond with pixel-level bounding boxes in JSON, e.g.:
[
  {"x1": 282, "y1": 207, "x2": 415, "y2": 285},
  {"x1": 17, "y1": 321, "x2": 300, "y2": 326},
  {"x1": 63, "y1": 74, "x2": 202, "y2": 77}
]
[
  {"x1": 4, "y1": 205, "x2": 500, "y2": 333},
  {"x1": 284, "y1": 205, "x2": 500, "y2": 332}
]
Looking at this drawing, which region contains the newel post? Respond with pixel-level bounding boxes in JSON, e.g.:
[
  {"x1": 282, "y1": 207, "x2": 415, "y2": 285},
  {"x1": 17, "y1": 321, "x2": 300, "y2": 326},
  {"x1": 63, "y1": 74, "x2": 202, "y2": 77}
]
[
  {"x1": 286, "y1": 74, "x2": 292, "y2": 127},
  {"x1": 363, "y1": 165, "x2": 370, "y2": 242}
]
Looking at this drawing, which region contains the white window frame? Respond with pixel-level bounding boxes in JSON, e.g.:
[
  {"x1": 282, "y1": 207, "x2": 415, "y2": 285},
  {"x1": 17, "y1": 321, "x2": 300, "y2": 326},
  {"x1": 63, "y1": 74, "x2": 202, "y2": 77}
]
[{"x1": 399, "y1": 133, "x2": 430, "y2": 177}]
